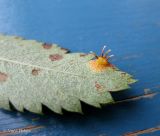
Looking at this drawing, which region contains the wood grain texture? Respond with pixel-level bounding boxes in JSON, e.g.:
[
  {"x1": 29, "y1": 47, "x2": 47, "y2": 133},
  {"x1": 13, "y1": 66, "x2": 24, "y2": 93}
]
[{"x1": 0, "y1": 0, "x2": 160, "y2": 135}]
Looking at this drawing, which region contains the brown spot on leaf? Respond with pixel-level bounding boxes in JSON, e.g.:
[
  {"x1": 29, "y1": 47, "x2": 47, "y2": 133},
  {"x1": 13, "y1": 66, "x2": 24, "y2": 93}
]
[
  {"x1": 80, "y1": 54, "x2": 88, "y2": 57},
  {"x1": 32, "y1": 69, "x2": 40, "y2": 76},
  {"x1": 121, "y1": 72, "x2": 127, "y2": 77},
  {"x1": 95, "y1": 81, "x2": 102, "y2": 90},
  {"x1": 15, "y1": 36, "x2": 22, "y2": 40},
  {"x1": 0, "y1": 72, "x2": 8, "y2": 82},
  {"x1": 42, "y1": 43, "x2": 52, "y2": 49},
  {"x1": 61, "y1": 47, "x2": 70, "y2": 53},
  {"x1": 49, "y1": 54, "x2": 63, "y2": 61}
]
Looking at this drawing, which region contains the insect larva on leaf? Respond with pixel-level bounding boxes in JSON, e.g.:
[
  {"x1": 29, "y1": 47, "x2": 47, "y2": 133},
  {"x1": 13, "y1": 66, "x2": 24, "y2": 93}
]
[{"x1": 89, "y1": 46, "x2": 114, "y2": 72}]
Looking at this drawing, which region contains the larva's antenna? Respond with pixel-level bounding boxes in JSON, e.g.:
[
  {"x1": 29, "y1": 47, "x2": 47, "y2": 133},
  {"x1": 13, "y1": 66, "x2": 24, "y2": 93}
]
[
  {"x1": 90, "y1": 51, "x2": 98, "y2": 59},
  {"x1": 107, "y1": 55, "x2": 114, "y2": 60},
  {"x1": 101, "y1": 45, "x2": 107, "y2": 57},
  {"x1": 105, "y1": 49, "x2": 111, "y2": 57}
]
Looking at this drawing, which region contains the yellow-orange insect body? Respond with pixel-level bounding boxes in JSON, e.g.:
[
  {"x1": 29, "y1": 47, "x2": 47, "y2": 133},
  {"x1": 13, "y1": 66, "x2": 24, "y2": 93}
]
[
  {"x1": 89, "y1": 46, "x2": 114, "y2": 72},
  {"x1": 96, "y1": 56, "x2": 109, "y2": 65}
]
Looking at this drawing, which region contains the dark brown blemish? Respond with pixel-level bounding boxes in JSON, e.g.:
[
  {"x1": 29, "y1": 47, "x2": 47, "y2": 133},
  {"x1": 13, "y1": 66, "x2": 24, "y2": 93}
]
[
  {"x1": 42, "y1": 43, "x2": 52, "y2": 49},
  {"x1": 121, "y1": 72, "x2": 126, "y2": 75},
  {"x1": 0, "y1": 72, "x2": 8, "y2": 82},
  {"x1": 49, "y1": 54, "x2": 63, "y2": 61},
  {"x1": 61, "y1": 47, "x2": 70, "y2": 53},
  {"x1": 80, "y1": 54, "x2": 88, "y2": 57},
  {"x1": 121, "y1": 72, "x2": 127, "y2": 77},
  {"x1": 124, "y1": 126, "x2": 160, "y2": 136},
  {"x1": 32, "y1": 69, "x2": 40, "y2": 76},
  {"x1": 95, "y1": 81, "x2": 102, "y2": 90},
  {"x1": 15, "y1": 36, "x2": 23, "y2": 40}
]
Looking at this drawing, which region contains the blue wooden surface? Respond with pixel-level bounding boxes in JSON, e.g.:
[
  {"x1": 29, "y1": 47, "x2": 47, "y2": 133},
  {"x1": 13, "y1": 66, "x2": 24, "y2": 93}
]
[{"x1": 0, "y1": 0, "x2": 160, "y2": 136}]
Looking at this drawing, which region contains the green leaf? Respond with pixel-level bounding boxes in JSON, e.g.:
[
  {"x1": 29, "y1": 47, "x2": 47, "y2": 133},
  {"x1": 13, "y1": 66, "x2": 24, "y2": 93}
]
[{"x1": 0, "y1": 34, "x2": 136, "y2": 114}]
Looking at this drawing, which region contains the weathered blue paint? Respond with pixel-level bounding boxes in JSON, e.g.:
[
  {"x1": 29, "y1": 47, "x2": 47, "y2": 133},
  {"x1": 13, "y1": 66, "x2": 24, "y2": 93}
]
[{"x1": 0, "y1": 0, "x2": 160, "y2": 135}]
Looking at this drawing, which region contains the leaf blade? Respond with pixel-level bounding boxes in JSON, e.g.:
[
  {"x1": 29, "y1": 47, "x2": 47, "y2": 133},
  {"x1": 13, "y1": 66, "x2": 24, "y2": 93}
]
[{"x1": 0, "y1": 34, "x2": 136, "y2": 114}]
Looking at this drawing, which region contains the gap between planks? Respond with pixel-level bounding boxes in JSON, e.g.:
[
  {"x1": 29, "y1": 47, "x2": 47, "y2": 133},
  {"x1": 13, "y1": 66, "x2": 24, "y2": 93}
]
[
  {"x1": 115, "y1": 92, "x2": 158, "y2": 104},
  {"x1": 123, "y1": 125, "x2": 160, "y2": 136}
]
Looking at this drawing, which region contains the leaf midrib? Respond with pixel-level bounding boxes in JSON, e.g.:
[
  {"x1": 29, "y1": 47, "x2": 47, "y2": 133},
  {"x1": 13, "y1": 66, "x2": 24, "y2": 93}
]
[{"x1": 0, "y1": 57, "x2": 87, "y2": 77}]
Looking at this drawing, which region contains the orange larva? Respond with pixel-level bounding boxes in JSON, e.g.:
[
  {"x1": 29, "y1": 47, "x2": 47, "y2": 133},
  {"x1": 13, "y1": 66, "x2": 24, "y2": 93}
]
[{"x1": 89, "y1": 46, "x2": 114, "y2": 72}]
